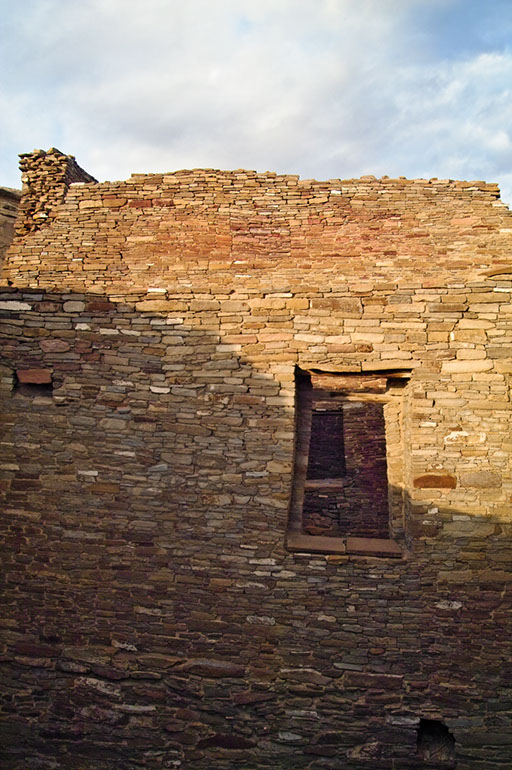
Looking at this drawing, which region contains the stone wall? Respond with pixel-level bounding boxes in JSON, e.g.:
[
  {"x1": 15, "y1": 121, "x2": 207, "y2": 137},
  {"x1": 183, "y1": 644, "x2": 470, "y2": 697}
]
[
  {"x1": 1, "y1": 149, "x2": 512, "y2": 768},
  {"x1": 0, "y1": 186, "x2": 20, "y2": 267}
]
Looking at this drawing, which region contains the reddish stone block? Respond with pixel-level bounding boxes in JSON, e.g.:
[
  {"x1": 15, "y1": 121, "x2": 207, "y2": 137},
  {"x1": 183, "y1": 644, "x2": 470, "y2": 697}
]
[
  {"x1": 129, "y1": 199, "x2": 153, "y2": 207},
  {"x1": 85, "y1": 301, "x2": 115, "y2": 312},
  {"x1": 413, "y1": 473, "x2": 456, "y2": 489},
  {"x1": 16, "y1": 368, "x2": 52, "y2": 384}
]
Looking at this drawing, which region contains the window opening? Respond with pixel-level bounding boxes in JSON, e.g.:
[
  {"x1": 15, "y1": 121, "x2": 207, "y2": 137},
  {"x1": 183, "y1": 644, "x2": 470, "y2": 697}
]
[
  {"x1": 287, "y1": 368, "x2": 410, "y2": 556},
  {"x1": 303, "y1": 398, "x2": 388, "y2": 538}
]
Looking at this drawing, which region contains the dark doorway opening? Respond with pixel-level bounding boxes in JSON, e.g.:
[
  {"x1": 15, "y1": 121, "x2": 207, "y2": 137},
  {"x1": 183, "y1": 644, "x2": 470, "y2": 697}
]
[{"x1": 302, "y1": 379, "x2": 390, "y2": 539}]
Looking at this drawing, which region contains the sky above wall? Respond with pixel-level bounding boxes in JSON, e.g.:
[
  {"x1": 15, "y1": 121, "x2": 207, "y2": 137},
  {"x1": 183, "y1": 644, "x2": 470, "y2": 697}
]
[{"x1": 1, "y1": 0, "x2": 512, "y2": 204}]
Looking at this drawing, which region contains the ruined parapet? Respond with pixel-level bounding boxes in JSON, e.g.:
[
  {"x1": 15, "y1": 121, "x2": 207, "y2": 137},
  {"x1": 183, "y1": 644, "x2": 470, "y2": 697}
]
[
  {"x1": 16, "y1": 147, "x2": 96, "y2": 237},
  {"x1": 0, "y1": 186, "x2": 20, "y2": 265}
]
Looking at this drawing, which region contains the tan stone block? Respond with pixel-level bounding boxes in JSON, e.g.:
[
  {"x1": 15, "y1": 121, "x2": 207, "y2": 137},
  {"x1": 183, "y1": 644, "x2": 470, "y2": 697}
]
[
  {"x1": 459, "y1": 470, "x2": 501, "y2": 488},
  {"x1": 286, "y1": 299, "x2": 309, "y2": 309},
  {"x1": 102, "y1": 196, "x2": 127, "y2": 207},
  {"x1": 457, "y1": 319, "x2": 494, "y2": 329},
  {"x1": 250, "y1": 298, "x2": 286, "y2": 309},
  {"x1": 63, "y1": 301, "x2": 86, "y2": 312},
  {"x1": 443, "y1": 520, "x2": 496, "y2": 537},
  {"x1": 467, "y1": 304, "x2": 499, "y2": 313},
  {"x1": 352, "y1": 332, "x2": 384, "y2": 343},
  {"x1": 135, "y1": 300, "x2": 186, "y2": 312},
  {"x1": 190, "y1": 300, "x2": 220, "y2": 311},
  {"x1": 0, "y1": 301, "x2": 32, "y2": 310},
  {"x1": 451, "y1": 330, "x2": 488, "y2": 342},
  {"x1": 311, "y1": 298, "x2": 362, "y2": 313},
  {"x1": 450, "y1": 216, "x2": 479, "y2": 226},
  {"x1": 456, "y1": 349, "x2": 486, "y2": 359},
  {"x1": 438, "y1": 570, "x2": 474, "y2": 582},
  {"x1": 441, "y1": 360, "x2": 492, "y2": 373}
]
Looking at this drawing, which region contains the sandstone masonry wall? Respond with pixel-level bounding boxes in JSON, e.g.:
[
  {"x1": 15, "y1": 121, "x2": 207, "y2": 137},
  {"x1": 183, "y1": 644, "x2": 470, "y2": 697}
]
[{"x1": 1, "y1": 150, "x2": 512, "y2": 768}]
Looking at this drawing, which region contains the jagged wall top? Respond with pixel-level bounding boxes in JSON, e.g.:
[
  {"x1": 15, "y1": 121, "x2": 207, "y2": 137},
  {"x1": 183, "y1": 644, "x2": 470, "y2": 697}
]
[{"x1": 16, "y1": 148, "x2": 97, "y2": 237}]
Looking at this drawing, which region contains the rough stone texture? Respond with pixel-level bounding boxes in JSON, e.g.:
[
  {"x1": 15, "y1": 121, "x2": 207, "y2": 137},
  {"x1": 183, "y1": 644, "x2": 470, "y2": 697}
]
[{"x1": 1, "y1": 149, "x2": 512, "y2": 768}]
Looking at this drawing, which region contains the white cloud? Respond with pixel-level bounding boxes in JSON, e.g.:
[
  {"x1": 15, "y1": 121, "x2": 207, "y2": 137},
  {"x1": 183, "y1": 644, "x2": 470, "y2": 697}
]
[{"x1": 1, "y1": 0, "x2": 511, "y2": 205}]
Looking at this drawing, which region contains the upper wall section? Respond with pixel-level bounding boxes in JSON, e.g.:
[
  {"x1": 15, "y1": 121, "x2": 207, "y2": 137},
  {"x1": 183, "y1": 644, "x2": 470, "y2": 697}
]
[
  {"x1": 2, "y1": 148, "x2": 512, "y2": 295},
  {"x1": 0, "y1": 187, "x2": 20, "y2": 267}
]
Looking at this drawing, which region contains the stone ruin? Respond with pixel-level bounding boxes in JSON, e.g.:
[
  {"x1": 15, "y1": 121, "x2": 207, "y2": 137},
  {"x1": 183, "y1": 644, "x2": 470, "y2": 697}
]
[{"x1": 1, "y1": 147, "x2": 512, "y2": 768}]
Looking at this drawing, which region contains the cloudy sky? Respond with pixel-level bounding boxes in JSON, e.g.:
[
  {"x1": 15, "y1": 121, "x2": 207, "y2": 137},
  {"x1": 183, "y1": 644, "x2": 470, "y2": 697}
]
[{"x1": 1, "y1": 0, "x2": 512, "y2": 203}]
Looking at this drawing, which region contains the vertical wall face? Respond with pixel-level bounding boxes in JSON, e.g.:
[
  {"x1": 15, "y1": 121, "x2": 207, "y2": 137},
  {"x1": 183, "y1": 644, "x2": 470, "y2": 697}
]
[
  {"x1": 1, "y1": 152, "x2": 512, "y2": 768},
  {"x1": 0, "y1": 187, "x2": 20, "y2": 266}
]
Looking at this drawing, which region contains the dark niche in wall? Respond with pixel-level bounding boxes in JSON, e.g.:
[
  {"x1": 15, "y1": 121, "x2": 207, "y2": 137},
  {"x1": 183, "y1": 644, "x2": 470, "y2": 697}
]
[
  {"x1": 14, "y1": 369, "x2": 53, "y2": 397},
  {"x1": 417, "y1": 719, "x2": 456, "y2": 766}
]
